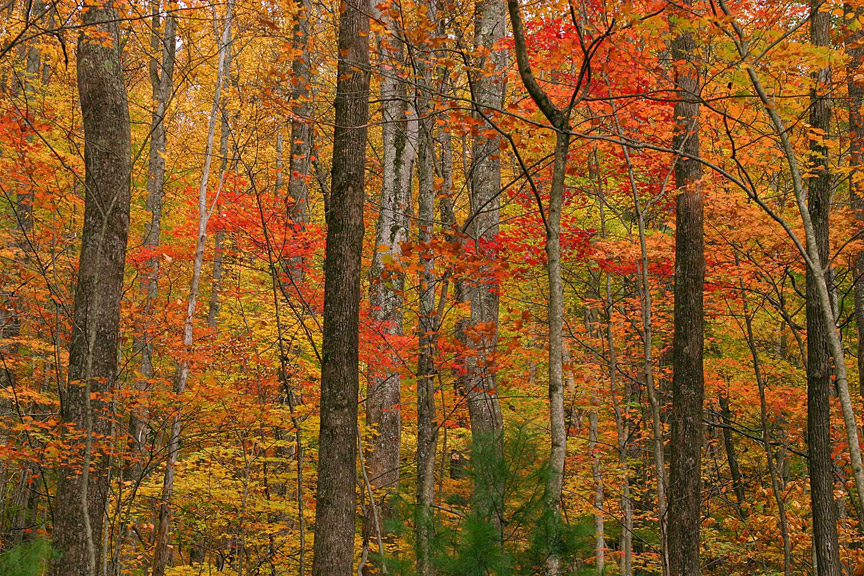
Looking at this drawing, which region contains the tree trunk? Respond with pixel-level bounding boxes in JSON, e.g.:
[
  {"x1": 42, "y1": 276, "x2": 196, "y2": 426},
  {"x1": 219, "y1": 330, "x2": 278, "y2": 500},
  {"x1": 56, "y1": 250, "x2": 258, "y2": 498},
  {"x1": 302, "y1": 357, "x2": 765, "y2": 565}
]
[
  {"x1": 718, "y1": 392, "x2": 745, "y2": 513},
  {"x1": 129, "y1": 5, "x2": 176, "y2": 480},
  {"x1": 415, "y1": 114, "x2": 438, "y2": 576},
  {"x1": 151, "y1": 4, "x2": 234, "y2": 573},
  {"x1": 667, "y1": 4, "x2": 705, "y2": 575},
  {"x1": 363, "y1": 7, "x2": 415, "y2": 548},
  {"x1": 50, "y1": 2, "x2": 131, "y2": 574},
  {"x1": 207, "y1": 24, "x2": 235, "y2": 329},
  {"x1": 288, "y1": 0, "x2": 312, "y2": 225},
  {"x1": 806, "y1": 4, "x2": 843, "y2": 574},
  {"x1": 466, "y1": 0, "x2": 506, "y2": 446},
  {"x1": 849, "y1": 1, "x2": 864, "y2": 398},
  {"x1": 309, "y1": 0, "x2": 370, "y2": 571}
]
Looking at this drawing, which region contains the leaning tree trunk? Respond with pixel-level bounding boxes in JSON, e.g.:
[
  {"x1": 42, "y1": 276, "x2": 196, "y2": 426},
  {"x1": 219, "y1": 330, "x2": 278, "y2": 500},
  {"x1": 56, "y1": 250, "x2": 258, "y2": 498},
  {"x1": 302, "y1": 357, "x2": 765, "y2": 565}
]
[
  {"x1": 50, "y1": 2, "x2": 131, "y2": 574},
  {"x1": 806, "y1": 3, "x2": 843, "y2": 574},
  {"x1": 667, "y1": 4, "x2": 705, "y2": 576},
  {"x1": 364, "y1": 5, "x2": 415, "y2": 548},
  {"x1": 151, "y1": 4, "x2": 234, "y2": 574},
  {"x1": 309, "y1": 0, "x2": 370, "y2": 571}
]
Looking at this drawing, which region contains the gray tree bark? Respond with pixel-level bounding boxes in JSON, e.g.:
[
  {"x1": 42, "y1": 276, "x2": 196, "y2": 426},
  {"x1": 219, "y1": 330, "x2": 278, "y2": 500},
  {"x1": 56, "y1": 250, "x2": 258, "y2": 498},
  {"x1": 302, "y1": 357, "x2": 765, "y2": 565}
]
[
  {"x1": 364, "y1": 6, "x2": 416, "y2": 547},
  {"x1": 466, "y1": 0, "x2": 506, "y2": 445},
  {"x1": 129, "y1": 5, "x2": 176, "y2": 479},
  {"x1": 50, "y1": 2, "x2": 131, "y2": 573}
]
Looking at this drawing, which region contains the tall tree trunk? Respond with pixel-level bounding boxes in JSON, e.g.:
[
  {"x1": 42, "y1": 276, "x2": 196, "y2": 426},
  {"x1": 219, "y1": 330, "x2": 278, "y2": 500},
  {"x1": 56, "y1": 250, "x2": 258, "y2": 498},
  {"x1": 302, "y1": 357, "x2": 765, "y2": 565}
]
[
  {"x1": 49, "y1": 2, "x2": 131, "y2": 574},
  {"x1": 309, "y1": 0, "x2": 370, "y2": 571},
  {"x1": 207, "y1": 24, "x2": 235, "y2": 329},
  {"x1": 129, "y1": 5, "x2": 176, "y2": 480},
  {"x1": 718, "y1": 0, "x2": 864, "y2": 527},
  {"x1": 667, "y1": 3, "x2": 705, "y2": 575},
  {"x1": 151, "y1": 4, "x2": 234, "y2": 573},
  {"x1": 415, "y1": 109, "x2": 437, "y2": 576},
  {"x1": 466, "y1": 0, "x2": 505, "y2": 446},
  {"x1": 806, "y1": 4, "x2": 843, "y2": 574},
  {"x1": 364, "y1": 7, "x2": 415, "y2": 548},
  {"x1": 606, "y1": 89, "x2": 668, "y2": 573},
  {"x1": 506, "y1": 2, "x2": 578, "y2": 572},
  {"x1": 849, "y1": 2, "x2": 864, "y2": 398},
  {"x1": 288, "y1": 0, "x2": 312, "y2": 226}
]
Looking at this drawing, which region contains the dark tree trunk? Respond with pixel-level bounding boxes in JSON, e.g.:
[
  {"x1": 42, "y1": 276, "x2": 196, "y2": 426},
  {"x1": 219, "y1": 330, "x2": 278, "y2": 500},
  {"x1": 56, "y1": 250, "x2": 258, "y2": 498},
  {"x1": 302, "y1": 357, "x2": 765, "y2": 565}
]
[
  {"x1": 50, "y1": 2, "x2": 131, "y2": 574},
  {"x1": 667, "y1": 4, "x2": 705, "y2": 575},
  {"x1": 718, "y1": 392, "x2": 744, "y2": 513},
  {"x1": 849, "y1": 1, "x2": 864, "y2": 399},
  {"x1": 807, "y1": 3, "x2": 843, "y2": 575},
  {"x1": 310, "y1": 0, "x2": 370, "y2": 572}
]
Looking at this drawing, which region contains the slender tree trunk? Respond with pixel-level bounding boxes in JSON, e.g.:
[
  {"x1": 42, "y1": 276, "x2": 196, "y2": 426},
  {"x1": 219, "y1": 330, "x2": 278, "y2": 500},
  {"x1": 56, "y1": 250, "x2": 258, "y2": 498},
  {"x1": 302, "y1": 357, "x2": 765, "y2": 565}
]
[
  {"x1": 736, "y1": 273, "x2": 792, "y2": 576},
  {"x1": 288, "y1": 0, "x2": 312, "y2": 226},
  {"x1": 151, "y1": 4, "x2": 234, "y2": 573},
  {"x1": 309, "y1": 0, "x2": 370, "y2": 571},
  {"x1": 207, "y1": 24, "x2": 235, "y2": 329},
  {"x1": 588, "y1": 411, "x2": 605, "y2": 573},
  {"x1": 849, "y1": 1, "x2": 864, "y2": 399},
  {"x1": 466, "y1": 0, "x2": 506, "y2": 446},
  {"x1": 717, "y1": 392, "x2": 745, "y2": 513},
  {"x1": 49, "y1": 2, "x2": 131, "y2": 574},
  {"x1": 667, "y1": 3, "x2": 705, "y2": 575},
  {"x1": 364, "y1": 8, "x2": 415, "y2": 547},
  {"x1": 806, "y1": 4, "x2": 844, "y2": 574},
  {"x1": 414, "y1": 4, "x2": 439, "y2": 570},
  {"x1": 129, "y1": 5, "x2": 176, "y2": 480}
]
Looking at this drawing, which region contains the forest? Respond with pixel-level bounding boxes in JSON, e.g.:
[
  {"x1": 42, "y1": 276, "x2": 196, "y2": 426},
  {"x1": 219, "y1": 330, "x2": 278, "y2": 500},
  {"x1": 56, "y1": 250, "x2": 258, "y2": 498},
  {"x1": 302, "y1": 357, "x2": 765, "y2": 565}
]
[{"x1": 1, "y1": 0, "x2": 864, "y2": 573}]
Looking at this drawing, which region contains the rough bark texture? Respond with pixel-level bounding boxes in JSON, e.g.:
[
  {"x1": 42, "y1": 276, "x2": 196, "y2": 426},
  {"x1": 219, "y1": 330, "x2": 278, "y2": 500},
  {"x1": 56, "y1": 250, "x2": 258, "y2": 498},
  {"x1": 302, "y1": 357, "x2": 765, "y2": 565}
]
[
  {"x1": 310, "y1": 0, "x2": 370, "y2": 572},
  {"x1": 415, "y1": 110, "x2": 437, "y2": 576},
  {"x1": 288, "y1": 0, "x2": 312, "y2": 225},
  {"x1": 667, "y1": 5, "x2": 704, "y2": 575},
  {"x1": 50, "y1": 2, "x2": 131, "y2": 573},
  {"x1": 364, "y1": 8, "x2": 415, "y2": 544},
  {"x1": 849, "y1": 1, "x2": 864, "y2": 399},
  {"x1": 807, "y1": 4, "x2": 843, "y2": 575},
  {"x1": 718, "y1": 392, "x2": 744, "y2": 512},
  {"x1": 466, "y1": 0, "x2": 506, "y2": 443}
]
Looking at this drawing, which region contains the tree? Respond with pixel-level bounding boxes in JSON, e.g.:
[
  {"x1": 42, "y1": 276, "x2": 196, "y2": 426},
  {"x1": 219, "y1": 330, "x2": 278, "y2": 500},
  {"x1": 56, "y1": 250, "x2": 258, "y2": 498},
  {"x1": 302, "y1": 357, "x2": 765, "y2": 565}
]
[
  {"x1": 364, "y1": 0, "x2": 415, "y2": 547},
  {"x1": 310, "y1": 0, "x2": 370, "y2": 572},
  {"x1": 805, "y1": 2, "x2": 843, "y2": 574},
  {"x1": 50, "y1": 1, "x2": 131, "y2": 573},
  {"x1": 151, "y1": 3, "x2": 234, "y2": 572},
  {"x1": 667, "y1": 3, "x2": 705, "y2": 575}
]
